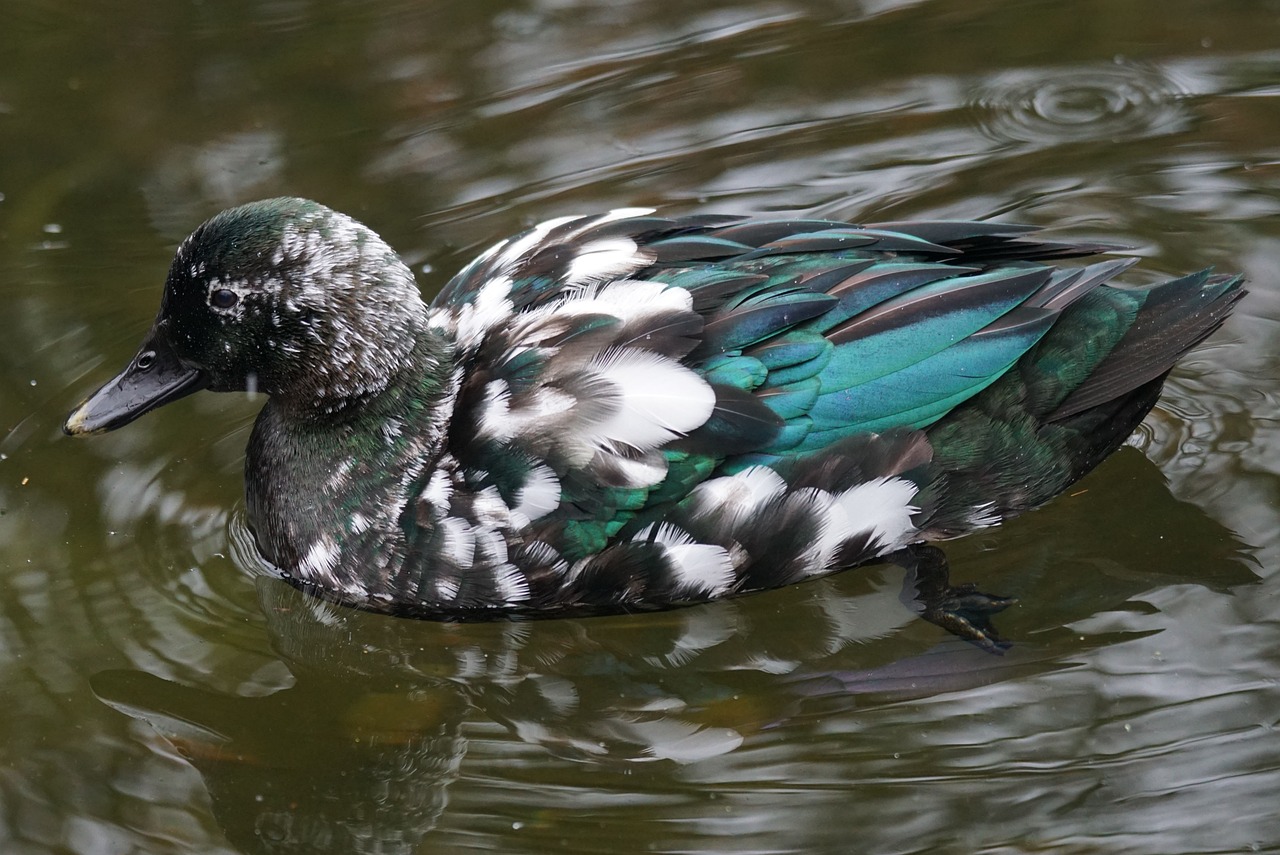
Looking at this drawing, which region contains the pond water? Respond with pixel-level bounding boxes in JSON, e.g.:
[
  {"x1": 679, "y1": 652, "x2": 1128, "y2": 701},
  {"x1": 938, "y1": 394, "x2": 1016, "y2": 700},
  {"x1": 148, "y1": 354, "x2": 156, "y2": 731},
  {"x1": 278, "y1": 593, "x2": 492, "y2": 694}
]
[{"x1": 4, "y1": 1, "x2": 1280, "y2": 852}]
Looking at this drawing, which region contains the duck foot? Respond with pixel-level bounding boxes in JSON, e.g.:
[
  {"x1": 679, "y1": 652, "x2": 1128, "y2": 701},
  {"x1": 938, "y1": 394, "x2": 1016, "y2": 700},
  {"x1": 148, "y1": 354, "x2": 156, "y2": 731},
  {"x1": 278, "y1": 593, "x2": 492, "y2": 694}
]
[{"x1": 889, "y1": 544, "x2": 1016, "y2": 654}]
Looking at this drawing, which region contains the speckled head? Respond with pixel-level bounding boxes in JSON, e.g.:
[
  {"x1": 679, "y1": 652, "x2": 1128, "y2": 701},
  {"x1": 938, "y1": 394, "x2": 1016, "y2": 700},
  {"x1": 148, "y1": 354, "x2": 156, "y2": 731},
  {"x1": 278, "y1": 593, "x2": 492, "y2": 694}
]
[{"x1": 65, "y1": 198, "x2": 433, "y2": 434}]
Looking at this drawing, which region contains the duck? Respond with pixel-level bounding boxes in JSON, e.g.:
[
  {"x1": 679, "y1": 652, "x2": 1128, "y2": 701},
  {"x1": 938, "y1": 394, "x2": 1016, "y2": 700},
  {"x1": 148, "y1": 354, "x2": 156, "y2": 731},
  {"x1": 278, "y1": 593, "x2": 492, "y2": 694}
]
[{"x1": 64, "y1": 198, "x2": 1244, "y2": 644}]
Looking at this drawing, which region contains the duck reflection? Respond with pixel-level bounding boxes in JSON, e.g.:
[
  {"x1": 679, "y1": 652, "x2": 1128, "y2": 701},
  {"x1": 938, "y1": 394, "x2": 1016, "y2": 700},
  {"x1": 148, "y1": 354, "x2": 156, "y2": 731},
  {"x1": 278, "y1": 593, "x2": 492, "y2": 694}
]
[
  {"x1": 93, "y1": 665, "x2": 466, "y2": 854},
  {"x1": 92, "y1": 449, "x2": 1253, "y2": 855}
]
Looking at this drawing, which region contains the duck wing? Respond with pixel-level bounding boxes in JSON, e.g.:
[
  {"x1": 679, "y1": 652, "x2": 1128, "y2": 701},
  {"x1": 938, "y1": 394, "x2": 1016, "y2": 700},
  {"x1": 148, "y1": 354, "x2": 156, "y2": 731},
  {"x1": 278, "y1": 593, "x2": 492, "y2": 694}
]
[{"x1": 413, "y1": 212, "x2": 1239, "y2": 614}]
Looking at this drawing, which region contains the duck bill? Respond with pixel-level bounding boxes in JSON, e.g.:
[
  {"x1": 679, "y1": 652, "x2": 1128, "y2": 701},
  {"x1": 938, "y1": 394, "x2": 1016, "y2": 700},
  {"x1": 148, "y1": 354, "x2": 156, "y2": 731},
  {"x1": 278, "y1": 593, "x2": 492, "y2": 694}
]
[{"x1": 64, "y1": 323, "x2": 208, "y2": 436}]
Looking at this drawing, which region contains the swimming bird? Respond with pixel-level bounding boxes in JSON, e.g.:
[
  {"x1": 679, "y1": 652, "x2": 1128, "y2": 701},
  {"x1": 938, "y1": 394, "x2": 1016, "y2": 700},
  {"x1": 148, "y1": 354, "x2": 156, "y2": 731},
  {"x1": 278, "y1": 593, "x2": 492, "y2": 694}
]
[{"x1": 64, "y1": 198, "x2": 1243, "y2": 645}]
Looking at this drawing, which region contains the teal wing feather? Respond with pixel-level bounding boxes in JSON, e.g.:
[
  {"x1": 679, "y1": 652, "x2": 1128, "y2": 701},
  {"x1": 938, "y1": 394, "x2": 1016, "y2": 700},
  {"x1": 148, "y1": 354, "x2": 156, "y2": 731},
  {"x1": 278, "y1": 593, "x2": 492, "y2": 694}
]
[{"x1": 662, "y1": 254, "x2": 1065, "y2": 470}]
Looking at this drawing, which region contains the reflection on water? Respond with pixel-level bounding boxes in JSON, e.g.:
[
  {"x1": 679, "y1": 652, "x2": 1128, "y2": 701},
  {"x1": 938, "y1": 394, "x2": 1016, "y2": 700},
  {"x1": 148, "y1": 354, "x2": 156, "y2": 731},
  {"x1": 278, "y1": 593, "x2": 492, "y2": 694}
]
[
  {"x1": 94, "y1": 661, "x2": 467, "y2": 855},
  {"x1": 4, "y1": 0, "x2": 1280, "y2": 853}
]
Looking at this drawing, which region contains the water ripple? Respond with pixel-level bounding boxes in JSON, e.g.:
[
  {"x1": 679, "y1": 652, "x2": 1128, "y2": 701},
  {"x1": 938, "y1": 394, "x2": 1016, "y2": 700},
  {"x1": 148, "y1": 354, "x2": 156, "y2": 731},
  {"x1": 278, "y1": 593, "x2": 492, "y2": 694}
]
[{"x1": 972, "y1": 59, "x2": 1191, "y2": 145}]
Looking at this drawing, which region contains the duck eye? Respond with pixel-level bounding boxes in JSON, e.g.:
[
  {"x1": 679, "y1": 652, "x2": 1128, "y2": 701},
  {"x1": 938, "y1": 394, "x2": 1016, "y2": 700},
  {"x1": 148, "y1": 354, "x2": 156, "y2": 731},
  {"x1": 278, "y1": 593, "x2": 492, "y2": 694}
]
[
  {"x1": 211, "y1": 289, "x2": 238, "y2": 309},
  {"x1": 135, "y1": 351, "x2": 156, "y2": 371}
]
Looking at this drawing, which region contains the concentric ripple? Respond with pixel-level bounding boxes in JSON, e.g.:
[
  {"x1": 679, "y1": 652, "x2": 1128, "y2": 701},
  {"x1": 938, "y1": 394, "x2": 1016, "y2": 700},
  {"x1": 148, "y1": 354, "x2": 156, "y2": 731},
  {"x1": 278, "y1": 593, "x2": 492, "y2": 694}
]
[
  {"x1": 972, "y1": 59, "x2": 1191, "y2": 144},
  {"x1": 84, "y1": 422, "x2": 266, "y2": 638}
]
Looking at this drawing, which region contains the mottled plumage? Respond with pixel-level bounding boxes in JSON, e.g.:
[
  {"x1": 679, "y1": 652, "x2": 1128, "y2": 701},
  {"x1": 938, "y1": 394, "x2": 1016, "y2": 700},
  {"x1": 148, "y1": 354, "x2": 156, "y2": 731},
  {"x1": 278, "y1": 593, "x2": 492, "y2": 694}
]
[{"x1": 65, "y1": 198, "x2": 1244, "y2": 639}]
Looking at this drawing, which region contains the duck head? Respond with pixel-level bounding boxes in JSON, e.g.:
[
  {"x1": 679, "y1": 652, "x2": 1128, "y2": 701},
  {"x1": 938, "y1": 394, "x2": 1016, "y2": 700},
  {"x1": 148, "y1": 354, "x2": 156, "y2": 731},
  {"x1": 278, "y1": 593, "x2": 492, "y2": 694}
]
[{"x1": 65, "y1": 198, "x2": 430, "y2": 434}]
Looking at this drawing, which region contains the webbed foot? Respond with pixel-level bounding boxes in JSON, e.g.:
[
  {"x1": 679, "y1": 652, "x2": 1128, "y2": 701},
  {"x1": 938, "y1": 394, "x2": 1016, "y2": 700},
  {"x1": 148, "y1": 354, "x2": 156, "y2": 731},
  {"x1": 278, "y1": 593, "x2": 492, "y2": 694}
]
[{"x1": 890, "y1": 544, "x2": 1016, "y2": 654}]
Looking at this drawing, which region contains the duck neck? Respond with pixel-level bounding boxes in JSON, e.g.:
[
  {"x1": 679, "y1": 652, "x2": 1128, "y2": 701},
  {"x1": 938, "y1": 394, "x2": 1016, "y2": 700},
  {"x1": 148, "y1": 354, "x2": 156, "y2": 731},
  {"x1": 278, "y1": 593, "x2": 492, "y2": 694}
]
[{"x1": 245, "y1": 329, "x2": 460, "y2": 580}]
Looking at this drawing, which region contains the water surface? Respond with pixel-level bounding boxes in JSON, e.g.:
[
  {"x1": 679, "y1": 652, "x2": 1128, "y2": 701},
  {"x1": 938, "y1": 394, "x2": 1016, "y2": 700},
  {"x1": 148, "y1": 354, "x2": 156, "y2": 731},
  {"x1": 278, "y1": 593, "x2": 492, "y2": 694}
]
[{"x1": 3, "y1": 1, "x2": 1280, "y2": 852}]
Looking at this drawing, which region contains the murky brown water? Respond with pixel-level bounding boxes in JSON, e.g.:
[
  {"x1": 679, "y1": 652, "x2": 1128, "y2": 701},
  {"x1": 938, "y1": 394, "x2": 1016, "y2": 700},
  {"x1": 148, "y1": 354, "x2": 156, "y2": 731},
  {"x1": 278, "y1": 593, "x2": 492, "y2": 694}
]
[{"x1": 3, "y1": 1, "x2": 1280, "y2": 852}]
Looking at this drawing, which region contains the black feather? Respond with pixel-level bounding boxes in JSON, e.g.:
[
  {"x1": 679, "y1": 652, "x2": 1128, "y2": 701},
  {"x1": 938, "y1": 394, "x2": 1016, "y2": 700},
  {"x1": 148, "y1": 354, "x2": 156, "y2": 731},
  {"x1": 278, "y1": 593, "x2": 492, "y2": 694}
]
[
  {"x1": 1029, "y1": 259, "x2": 1139, "y2": 311},
  {"x1": 672, "y1": 385, "x2": 784, "y2": 456},
  {"x1": 866, "y1": 220, "x2": 1041, "y2": 243},
  {"x1": 648, "y1": 236, "x2": 755, "y2": 263},
  {"x1": 707, "y1": 218, "x2": 857, "y2": 246},
  {"x1": 745, "y1": 231, "x2": 882, "y2": 256},
  {"x1": 1050, "y1": 271, "x2": 1245, "y2": 420},
  {"x1": 781, "y1": 429, "x2": 933, "y2": 492},
  {"x1": 615, "y1": 309, "x2": 705, "y2": 358}
]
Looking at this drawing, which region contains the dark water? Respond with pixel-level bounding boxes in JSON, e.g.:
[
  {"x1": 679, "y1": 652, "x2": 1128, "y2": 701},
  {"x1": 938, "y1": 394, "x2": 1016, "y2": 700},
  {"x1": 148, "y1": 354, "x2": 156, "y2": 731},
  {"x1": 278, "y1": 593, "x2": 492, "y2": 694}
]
[{"x1": 3, "y1": 1, "x2": 1280, "y2": 852}]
